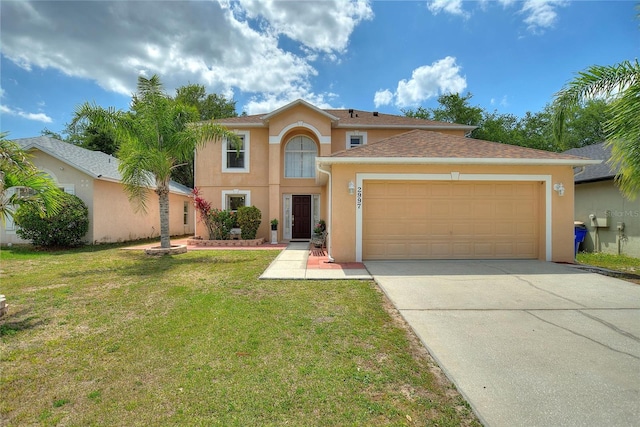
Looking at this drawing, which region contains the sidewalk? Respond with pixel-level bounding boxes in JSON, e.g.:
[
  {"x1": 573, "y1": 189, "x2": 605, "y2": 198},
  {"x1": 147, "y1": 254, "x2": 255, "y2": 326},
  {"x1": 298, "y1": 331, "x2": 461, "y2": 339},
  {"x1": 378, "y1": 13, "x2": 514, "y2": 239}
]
[
  {"x1": 260, "y1": 242, "x2": 371, "y2": 280},
  {"x1": 124, "y1": 239, "x2": 371, "y2": 280}
]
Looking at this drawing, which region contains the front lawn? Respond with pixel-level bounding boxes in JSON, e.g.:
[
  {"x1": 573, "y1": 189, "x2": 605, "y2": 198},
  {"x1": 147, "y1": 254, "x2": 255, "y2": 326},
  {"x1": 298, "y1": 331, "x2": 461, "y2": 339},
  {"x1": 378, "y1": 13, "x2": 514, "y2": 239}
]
[{"x1": 0, "y1": 245, "x2": 479, "y2": 426}]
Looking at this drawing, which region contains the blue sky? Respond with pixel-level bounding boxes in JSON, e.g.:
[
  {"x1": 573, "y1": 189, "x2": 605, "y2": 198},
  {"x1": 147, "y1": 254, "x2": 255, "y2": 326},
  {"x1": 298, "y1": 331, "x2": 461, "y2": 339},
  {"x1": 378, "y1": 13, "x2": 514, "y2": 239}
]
[{"x1": 1, "y1": 1, "x2": 638, "y2": 139}]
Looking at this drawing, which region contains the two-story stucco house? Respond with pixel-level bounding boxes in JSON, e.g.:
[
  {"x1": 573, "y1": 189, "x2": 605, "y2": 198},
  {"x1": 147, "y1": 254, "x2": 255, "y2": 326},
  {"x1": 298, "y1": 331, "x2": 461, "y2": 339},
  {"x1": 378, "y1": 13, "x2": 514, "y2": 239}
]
[{"x1": 195, "y1": 99, "x2": 597, "y2": 263}]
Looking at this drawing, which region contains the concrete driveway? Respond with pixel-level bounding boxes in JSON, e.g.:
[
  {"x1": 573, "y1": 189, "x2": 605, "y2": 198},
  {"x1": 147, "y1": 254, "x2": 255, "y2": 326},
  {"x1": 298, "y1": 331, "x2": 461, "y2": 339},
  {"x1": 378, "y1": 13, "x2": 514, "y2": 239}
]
[{"x1": 365, "y1": 260, "x2": 640, "y2": 427}]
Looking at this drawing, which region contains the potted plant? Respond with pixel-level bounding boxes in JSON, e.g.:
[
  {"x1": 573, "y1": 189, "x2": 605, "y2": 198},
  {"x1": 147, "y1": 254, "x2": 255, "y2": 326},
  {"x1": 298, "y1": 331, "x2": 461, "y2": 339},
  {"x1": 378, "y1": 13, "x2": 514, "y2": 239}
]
[
  {"x1": 311, "y1": 219, "x2": 326, "y2": 248},
  {"x1": 270, "y1": 218, "x2": 278, "y2": 244}
]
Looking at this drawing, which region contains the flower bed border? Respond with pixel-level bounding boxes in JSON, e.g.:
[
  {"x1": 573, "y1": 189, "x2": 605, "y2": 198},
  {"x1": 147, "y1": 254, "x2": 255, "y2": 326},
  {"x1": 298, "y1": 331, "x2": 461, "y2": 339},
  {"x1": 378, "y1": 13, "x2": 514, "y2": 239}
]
[{"x1": 187, "y1": 238, "x2": 265, "y2": 247}]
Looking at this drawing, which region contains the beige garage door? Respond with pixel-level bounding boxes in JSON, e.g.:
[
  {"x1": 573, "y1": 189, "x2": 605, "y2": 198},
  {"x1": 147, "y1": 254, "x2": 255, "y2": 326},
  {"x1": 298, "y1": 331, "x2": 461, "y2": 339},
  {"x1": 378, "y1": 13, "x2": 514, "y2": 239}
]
[{"x1": 363, "y1": 181, "x2": 541, "y2": 260}]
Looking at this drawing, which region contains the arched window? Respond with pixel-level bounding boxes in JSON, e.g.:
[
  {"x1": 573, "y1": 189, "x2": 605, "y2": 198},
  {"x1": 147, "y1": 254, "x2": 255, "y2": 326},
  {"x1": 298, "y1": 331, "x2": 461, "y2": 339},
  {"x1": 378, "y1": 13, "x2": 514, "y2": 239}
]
[{"x1": 285, "y1": 136, "x2": 317, "y2": 178}]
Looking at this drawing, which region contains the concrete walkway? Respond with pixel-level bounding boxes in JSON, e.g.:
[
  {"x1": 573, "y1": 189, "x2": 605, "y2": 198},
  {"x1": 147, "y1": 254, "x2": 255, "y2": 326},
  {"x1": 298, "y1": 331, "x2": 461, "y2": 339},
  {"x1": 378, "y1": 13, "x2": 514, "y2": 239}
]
[{"x1": 260, "y1": 242, "x2": 371, "y2": 280}]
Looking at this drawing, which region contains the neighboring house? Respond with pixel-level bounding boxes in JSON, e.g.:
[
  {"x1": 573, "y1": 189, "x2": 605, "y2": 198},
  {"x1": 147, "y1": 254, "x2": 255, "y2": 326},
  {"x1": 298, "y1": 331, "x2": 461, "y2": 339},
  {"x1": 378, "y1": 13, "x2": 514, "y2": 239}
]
[
  {"x1": 1, "y1": 136, "x2": 194, "y2": 245},
  {"x1": 565, "y1": 143, "x2": 640, "y2": 257},
  {"x1": 195, "y1": 99, "x2": 596, "y2": 263}
]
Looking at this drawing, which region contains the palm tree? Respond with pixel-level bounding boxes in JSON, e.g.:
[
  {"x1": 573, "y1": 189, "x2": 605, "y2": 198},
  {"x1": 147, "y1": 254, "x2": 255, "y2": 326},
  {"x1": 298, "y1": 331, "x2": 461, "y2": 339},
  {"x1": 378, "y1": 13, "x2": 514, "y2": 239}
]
[
  {"x1": 553, "y1": 59, "x2": 640, "y2": 199},
  {"x1": 0, "y1": 132, "x2": 62, "y2": 225},
  {"x1": 74, "y1": 75, "x2": 239, "y2": 249}
]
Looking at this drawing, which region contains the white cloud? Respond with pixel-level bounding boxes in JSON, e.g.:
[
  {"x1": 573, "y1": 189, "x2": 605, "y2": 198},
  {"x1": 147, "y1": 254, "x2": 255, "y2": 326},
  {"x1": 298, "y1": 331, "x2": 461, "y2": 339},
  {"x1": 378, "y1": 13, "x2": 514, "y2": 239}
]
[
  {"x1": 235, "y1": 0, "x2": 373, "y2": 54},
  {"x1": 428, "y1": 0, "x2": 567, "y2": 34},
  {"x1": 490, "y1": 95, "x2": 509, "y2": 108},
  {"x1": 0, "y1": 105, "x2": 53, "y2": 123},
  {"x1": 373, "y1": 89, "x2": 394, "y2": 108},
  {"x1": 377, "y1": 57, "x2": 467, "y2": 108},
  {"x1": 427, "y1": 0, "x2": 468, "y2": 18},
  {"x1": 0, "y1": 1, "x2": 372, "y2": 112},
  {"x1": 244, "y1": 91, "x2": 338, "y2": 115},
  {"x1": 521, "y1": 0, "x2": 567, "y2": 33}
]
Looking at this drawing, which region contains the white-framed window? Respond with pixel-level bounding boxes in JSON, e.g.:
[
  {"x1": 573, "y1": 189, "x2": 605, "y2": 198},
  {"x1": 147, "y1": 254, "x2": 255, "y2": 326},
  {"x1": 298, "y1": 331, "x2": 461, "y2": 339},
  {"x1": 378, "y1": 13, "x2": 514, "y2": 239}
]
[
  {"x1": 285, "y1": 136, "x2": 317, "y2": 178},
  {"x1": 4, "y1": 184, "x2": 74, "y2": 232},
  {"x1": 221, "y1": 190, "x2": 251, "y2": 212},
  {"x1": 222, "y1": 130, "x2": 250, "y2": 173},
  {"x1": 346, "y1": 131, "x2": 367, "y2": 149},
  {"x1": 183, "y1": 201, "x2": 189, "y2": 225}
]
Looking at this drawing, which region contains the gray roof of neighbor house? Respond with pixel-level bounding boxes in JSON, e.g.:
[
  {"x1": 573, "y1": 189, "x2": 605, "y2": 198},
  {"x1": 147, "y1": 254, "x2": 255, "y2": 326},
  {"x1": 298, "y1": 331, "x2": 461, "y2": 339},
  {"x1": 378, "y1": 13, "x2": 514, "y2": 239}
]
[
  {"x1": 13, "y1": 136, "x2": 193, "y2": 195},
  {"x1": 564, "y1": 143, "x2": 617, "y2": 183},
  {"x1": 321, "y1": 129, "x2": 599, "y2": 166}
]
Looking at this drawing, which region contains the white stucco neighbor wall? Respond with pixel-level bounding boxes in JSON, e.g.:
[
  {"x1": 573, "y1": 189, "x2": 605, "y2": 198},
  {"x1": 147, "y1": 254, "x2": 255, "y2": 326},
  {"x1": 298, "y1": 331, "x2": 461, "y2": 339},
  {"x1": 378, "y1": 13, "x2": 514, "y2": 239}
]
[{"x1": 1, "y1": 149, "x2": 194, "y2": 245}]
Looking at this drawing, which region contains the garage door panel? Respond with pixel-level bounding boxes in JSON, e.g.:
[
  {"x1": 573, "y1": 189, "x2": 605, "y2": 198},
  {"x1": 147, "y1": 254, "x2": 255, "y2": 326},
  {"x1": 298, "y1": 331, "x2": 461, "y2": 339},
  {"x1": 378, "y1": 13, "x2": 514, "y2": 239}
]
[
  {"x1": 452, "y1": 184, "x2": 473, "y2": 196},
  {"x1": 431, "y1": 184, "x2": 452, "y2": 196},
  {"x1": 451, "y1": 201, "x2": 473, "y2": 217},
  {"x1": 431, "y1": 205, "x2": 451, "y2": 216},
  {"x1": 363, "y1": 181, "x2": 540, "y2": 260}
]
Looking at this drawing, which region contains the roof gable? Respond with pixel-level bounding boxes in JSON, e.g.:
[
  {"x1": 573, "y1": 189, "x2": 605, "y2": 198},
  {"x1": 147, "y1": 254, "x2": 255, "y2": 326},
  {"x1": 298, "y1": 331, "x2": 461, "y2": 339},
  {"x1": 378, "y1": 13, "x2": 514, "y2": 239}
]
[
  {"x1": 261, "y1": 99, "x2": 339, "y2": 122},
  {"x1": 13, "y1": 136, "x2": 192, "y2": 195},
  {"x1": 325, "y1": 129, "x2": 599, "y2": 165},
  {"x1": 211, "y1": 99, "x2": 475, "y2": 131},
  {"x1": 15, "y1": 136, "x2": 121, "y2": 180}
]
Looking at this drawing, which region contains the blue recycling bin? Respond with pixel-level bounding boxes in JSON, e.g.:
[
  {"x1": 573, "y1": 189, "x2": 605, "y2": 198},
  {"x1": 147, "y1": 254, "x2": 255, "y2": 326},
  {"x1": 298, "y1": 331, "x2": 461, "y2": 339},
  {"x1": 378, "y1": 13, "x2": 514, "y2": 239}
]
[{"x1": 574, "y1": 224, "x2": 587, "y2": 256}]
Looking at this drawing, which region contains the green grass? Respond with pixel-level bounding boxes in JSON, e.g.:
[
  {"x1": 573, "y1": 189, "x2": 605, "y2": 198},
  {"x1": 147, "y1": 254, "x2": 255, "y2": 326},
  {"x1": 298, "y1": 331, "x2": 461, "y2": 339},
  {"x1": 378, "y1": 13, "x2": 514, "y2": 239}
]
[
  {"x1": 576, "y1": 252, "x2": 640, "y2": 274},
  {"x1": 0, "y1": 245, "x2": 479, "y2": 426}
]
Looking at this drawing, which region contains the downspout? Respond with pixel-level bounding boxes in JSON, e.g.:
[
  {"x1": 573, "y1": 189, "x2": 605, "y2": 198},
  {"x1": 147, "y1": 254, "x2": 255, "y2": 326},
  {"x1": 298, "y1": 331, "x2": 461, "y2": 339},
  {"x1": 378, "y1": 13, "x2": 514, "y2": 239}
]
[
  {"x1": 316, "y1": 163, "x2": 334, "y2": 263},
  {"x1": 573, "y1": 166, "x2": 586, "y2": 178},
  {"x1": 193, "y1": 147, "x2": 197, "y2": 237}
]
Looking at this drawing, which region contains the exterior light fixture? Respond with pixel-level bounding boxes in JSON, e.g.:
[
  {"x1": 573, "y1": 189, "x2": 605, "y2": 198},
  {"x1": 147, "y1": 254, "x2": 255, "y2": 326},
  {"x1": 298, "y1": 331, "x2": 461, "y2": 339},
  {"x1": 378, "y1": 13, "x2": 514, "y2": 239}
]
[
  {"x1": 348, "y1": 180, "x2": 355, "y2": 195},
  {"x1": 553, "y1": 183, "x2": 565, "y2": 196}
]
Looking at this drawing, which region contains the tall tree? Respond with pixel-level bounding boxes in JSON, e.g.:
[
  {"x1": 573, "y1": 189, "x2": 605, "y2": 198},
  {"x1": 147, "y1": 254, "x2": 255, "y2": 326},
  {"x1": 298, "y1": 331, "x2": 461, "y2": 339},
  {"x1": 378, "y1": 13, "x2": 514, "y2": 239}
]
[
  {"x1": 74, "y1": 75, "x2": 240, "y2": 249},
  {"x1": 175, "y1": 84, "x2": 237, "y2": 121},
  {"x1": 0, "y1": 132, "x2": 62, "y2": 225},
  {"x1": 404, "y1": 93, "x2": 483, "y2": 127},
  {"x1": 553, "y1": 59, "x2": 640, "y2": 199}
]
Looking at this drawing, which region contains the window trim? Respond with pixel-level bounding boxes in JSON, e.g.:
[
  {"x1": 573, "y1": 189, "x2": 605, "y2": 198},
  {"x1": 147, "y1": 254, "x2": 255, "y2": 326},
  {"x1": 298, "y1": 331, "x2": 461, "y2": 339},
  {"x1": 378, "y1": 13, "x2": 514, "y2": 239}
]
[
  {"x1": 221, "y1": 190, "x2": 251, "y2": 211},
  {"x1": 346, "y1": 131, "x2": 367, "y2": 149},
  {"x1": 222, "y1": 130, "x2": 250, "y2": 173},
  {"x1": 183, "y1": 201, "x2": 189, "y2": 226}
]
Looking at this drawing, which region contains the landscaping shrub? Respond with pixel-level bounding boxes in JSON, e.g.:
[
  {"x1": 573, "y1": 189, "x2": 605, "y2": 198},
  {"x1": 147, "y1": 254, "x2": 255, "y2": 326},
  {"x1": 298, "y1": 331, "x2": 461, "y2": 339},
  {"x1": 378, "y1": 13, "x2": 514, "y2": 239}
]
[
  {"x1": 14, "y1": 192, "x2": 89, "y2": 247},
  {"x1": 208, "y1": 209, "x2": 236, "y2": 240},
  {"x1": 193, "y1": 188, "x2": 235, "y2": 240},
  {"x1": 236, "y1": 205, "x2": 261, "y2": 239}
]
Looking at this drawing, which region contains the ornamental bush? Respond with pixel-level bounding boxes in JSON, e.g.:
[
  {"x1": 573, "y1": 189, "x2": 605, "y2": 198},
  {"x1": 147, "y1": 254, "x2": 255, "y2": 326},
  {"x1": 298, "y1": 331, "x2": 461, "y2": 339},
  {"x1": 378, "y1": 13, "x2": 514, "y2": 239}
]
[
  {"x1": 236, "y1": 206, "x2": 261, "y2": 240},
  {"x1": 14, "y1": 192, "x2": 89, "y2": 247},
  {"x1": 208, "y1": 209, "x2": 236, "y2": 240},
  {"x1": 192, "y1": 188, "x2": 235, "y2": 240}
]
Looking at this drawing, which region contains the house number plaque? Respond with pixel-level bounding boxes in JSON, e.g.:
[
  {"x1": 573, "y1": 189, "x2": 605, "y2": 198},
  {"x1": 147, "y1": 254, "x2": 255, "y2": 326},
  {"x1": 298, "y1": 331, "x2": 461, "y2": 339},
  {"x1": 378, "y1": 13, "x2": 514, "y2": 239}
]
[{"x1": 356, "y1": 186, "x2": 362, "y2": 209}]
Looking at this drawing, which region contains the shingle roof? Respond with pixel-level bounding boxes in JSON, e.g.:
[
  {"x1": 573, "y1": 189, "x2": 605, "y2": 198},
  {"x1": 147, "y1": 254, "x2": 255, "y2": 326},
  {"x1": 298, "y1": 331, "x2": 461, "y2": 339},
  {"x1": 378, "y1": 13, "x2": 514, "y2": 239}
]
[
  {"x1": 211, "y1": 99, "x2": 475, "y2": 130},
  {"x1": 13, "y1": 136, "x2": 192, "y2": 195},
  {"x1": 324, "y1": 109, "x2": 471, "y2": 129},
  {"x1": 328, "y1": 129, "x2": 591, "y2": 162},
  {"x1": 563, "y1": 143, "x2": 616, "y2": 183}
]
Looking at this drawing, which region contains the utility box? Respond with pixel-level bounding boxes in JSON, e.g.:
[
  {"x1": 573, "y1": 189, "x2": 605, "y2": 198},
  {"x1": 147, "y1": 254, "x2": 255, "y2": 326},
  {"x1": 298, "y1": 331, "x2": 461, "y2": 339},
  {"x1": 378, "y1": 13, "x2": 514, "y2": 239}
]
[{"x1": 589, "y1": 215, "x2": 609, "y2": 228}]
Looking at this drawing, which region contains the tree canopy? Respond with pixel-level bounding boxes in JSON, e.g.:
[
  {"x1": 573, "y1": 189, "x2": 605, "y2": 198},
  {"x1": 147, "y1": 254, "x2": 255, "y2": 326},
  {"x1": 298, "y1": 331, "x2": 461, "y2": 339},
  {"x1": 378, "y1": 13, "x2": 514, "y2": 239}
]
[
  {"x1": 553, "y1": 59, "x2": 640, "y2": 199},
  {"x1": 73, "y1": 75, "x2": 240, "y2": 248},
  {"x1": 404, "y1": 92, "x2": 609, "y2": 153},
  {"x1": 47, "y1": 83, "x2": 238, "y2": 186}
]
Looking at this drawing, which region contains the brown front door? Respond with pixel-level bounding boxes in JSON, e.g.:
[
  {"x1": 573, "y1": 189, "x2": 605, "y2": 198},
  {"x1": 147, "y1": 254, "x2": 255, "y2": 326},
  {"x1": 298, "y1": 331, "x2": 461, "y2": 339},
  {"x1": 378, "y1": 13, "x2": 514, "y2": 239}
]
[{"x1": 292, "y1": 195, "x2": 312, "y2": 239}]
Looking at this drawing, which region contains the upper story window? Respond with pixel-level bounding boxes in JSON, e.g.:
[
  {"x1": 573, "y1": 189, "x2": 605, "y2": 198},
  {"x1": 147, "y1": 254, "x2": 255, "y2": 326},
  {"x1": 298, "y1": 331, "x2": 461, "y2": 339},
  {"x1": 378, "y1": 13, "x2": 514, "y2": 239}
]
[
  {"x1": 346, "y1": 131, "x2": 367, "y2": 149},
  {"x1": 285, "y1": 136, "x2": 317, "y2": 178},
  {"x1": 222, "y1": 131, "x2": 250, "y2": 173}
]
